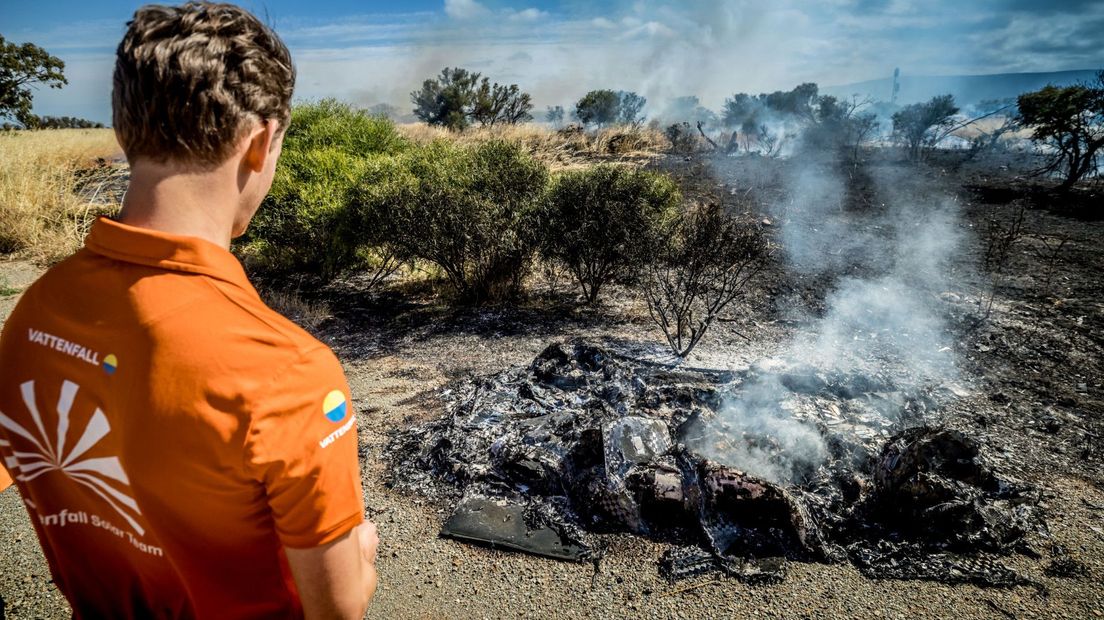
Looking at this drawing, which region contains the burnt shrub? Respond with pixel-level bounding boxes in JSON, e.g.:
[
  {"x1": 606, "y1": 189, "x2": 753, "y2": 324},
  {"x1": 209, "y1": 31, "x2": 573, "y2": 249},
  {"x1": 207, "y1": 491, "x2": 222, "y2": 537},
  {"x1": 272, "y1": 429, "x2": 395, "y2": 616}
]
[
  {"x1": 642, "y1": 204, "x2": 770, "y2": 358},
  {"x1": 365, "y1": 139, "x2": 549, "y2": 302},
  {"x1": 665, "y1": 122, "x2": 698, "y2": 154},
  {"x1": 241, "y1": 99, "x2": 407, "y2": 279},
  {"x1": 536, "y1": 165, "x2": 679, "y2": 304}
]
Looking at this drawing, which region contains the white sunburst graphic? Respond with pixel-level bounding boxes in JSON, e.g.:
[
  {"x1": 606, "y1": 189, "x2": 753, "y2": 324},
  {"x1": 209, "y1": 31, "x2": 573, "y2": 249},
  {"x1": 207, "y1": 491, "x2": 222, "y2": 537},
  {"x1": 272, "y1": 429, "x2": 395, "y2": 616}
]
[{"x1": 0, "y1": 379, "x2": 144, "y2": 536}]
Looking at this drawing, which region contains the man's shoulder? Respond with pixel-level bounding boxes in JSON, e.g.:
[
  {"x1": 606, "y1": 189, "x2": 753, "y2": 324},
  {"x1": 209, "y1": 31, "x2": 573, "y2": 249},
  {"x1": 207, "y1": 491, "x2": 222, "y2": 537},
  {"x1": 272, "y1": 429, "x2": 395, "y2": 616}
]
[
  {"x1": 198, "y1": 278, "x2": 324, "y2": 354},
  {"x1": 10, "y1": 250, "x2": 334, "y2": 380},
  {"x1": 145, "y1": 277, "x2": 338, "y2": 388}
]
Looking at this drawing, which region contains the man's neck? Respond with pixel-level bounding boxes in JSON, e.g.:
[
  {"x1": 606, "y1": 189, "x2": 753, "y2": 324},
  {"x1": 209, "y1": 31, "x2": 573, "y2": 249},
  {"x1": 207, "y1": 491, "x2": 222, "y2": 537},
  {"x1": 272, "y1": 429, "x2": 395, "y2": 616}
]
[{"x1": 117, "y1": 159, "x2": 240, "y2": 250}]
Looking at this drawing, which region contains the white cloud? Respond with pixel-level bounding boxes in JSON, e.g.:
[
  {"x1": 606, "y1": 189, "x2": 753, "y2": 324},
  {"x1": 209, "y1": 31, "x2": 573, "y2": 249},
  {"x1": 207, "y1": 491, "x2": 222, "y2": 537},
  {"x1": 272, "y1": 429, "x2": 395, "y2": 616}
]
[
  {"x1": 508, "y1": 8, "x2": 548, "y2": 23},
  {"x1": 444, "y1": 0, "x2": 490, "y2": 20},
  {"x1": 618, "y1": 20, "x2": 676, "y2": 39},
  {"x1": 282, "y1": 20, "x2": 419, "y2": 44}
]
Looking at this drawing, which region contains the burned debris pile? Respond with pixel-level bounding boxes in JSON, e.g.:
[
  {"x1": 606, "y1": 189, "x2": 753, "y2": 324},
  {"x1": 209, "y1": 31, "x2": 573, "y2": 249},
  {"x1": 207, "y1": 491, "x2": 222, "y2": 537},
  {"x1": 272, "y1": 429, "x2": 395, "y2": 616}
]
[
  {"x1": 387, "y1": 340, "x2": 1044, "y2": 586},
  {"x1": 847, "y1": 426, "x2": 1043, "y2": 587}
]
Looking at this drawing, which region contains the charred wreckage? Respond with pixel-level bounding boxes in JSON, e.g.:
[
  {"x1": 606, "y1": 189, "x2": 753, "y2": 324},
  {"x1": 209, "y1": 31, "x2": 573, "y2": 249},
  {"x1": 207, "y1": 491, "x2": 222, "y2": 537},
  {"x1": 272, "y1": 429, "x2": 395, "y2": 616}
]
[{"x1": 387, "y1": 340, "x2": 1050, "y2": 587}]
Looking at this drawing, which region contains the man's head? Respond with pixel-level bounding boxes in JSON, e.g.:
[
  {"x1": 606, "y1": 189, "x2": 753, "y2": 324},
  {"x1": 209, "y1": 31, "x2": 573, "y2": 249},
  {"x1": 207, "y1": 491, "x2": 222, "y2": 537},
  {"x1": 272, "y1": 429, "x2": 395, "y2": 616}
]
[{"x1": 113, "y1": 2, "x2": 294, "y2": 235}]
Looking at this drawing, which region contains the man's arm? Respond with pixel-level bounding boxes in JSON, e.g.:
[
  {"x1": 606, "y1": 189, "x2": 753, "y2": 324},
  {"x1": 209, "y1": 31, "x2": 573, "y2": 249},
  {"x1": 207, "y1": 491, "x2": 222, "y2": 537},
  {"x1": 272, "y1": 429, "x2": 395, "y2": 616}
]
[
  {"x1": 285, "y1": 521, "x2": 379, "y2": 620},
  {"x1": 246, "y1": 346, "x2": 374, "y2": 616}
]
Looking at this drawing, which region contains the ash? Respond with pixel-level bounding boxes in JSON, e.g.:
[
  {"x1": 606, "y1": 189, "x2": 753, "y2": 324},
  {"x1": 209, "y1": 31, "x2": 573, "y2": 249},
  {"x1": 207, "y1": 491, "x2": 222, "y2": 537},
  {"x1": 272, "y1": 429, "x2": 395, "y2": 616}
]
[{"x1": 387, "y1": 339, "x2": 1045, "y2": 586}]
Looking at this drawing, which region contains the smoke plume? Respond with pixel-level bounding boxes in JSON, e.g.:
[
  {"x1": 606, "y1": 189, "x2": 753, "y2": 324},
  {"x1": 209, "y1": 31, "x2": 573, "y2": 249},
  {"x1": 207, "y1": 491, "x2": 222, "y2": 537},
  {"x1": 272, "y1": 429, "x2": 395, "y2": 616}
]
[{"x1": 687, "y1": 161, "x2": 964, "y2": 484}]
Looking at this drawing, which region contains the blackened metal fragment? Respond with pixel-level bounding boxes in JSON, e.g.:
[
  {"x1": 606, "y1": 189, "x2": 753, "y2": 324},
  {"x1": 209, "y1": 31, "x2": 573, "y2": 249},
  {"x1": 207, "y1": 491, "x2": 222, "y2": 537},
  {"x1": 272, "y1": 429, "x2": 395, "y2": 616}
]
[
  {"x1": 850, "y1": 544, "x2": 1036, "y2": 589},
  {"x1": 658, "y1": 547, "x2": 786, "y2": 585},
  {"x1": 441, "y1": 494, "x2": 592, "y2": 561},
  {"x1": 659, "y1": 546, "x2": 717, "y2": 582}
]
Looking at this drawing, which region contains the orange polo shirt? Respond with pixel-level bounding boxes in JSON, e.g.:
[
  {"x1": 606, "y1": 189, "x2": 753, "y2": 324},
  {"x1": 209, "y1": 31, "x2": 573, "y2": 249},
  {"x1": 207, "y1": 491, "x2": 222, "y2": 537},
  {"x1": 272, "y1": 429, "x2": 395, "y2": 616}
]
[{"x1": 0, "y1": 217, "x2": 363, "y2": 618}]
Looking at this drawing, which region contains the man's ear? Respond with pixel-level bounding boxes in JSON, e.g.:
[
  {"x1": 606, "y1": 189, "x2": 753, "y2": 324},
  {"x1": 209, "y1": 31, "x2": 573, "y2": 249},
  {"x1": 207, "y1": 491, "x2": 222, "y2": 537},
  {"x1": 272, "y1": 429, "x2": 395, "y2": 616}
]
[{"x1": 242, "y1": 119, "x2": 280, "y2": 173}]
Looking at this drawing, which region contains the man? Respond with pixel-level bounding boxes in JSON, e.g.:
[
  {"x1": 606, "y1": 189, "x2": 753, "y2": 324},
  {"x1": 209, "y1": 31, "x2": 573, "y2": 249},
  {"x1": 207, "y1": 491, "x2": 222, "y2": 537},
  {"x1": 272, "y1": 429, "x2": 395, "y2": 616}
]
[{"x1": 0, "y1": 3, "x2": 378, "y2": 618}]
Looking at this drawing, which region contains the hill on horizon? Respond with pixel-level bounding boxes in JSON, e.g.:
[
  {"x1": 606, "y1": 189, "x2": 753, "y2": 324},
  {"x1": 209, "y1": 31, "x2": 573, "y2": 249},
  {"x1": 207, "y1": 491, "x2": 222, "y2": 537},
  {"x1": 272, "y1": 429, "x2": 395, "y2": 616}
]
[{"x1": 824, "y1": 69, "x2": 1101, "y2": 107}]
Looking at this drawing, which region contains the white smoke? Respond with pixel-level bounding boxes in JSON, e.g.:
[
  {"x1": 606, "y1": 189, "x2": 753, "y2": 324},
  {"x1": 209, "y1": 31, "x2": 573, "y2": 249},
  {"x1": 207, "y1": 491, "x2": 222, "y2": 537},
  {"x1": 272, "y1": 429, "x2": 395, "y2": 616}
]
[
  {"x1": 688, "y1": 160, "x2": 965, "y2": 484},
  {"x1": 788, "y1": 166, "x2": 963, "y2": 380},
  {"x1": 690, "y1": 374, "x2": 828, "y2": 485}
]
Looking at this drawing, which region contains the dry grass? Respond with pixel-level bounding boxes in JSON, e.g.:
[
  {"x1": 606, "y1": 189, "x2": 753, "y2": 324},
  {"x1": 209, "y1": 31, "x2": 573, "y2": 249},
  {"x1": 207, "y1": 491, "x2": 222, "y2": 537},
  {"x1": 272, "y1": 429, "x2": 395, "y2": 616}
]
[
  {"x1": 949, "y1": 115, "x2": 1034, "y2": 141},
  {"x1": 0, "y1": 129, "x2": 123, "y2": 263},
  {"x1": 396, "y1": 122, "x2": 668, "y2": 170},
  {"x1": 259, "y1": 288, "x2": 332, "y2": 333}
]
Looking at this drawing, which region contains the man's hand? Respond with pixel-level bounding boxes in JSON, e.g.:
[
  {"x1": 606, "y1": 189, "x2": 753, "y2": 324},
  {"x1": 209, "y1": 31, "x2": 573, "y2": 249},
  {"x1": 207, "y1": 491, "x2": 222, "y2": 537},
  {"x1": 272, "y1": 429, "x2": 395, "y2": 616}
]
[
  {"x1": 359, "y1": 522, "x2": 379, "y2": 601},
  {"x1": 285, "y1": 521, "x2": 380, "y2": 619},
  {"x1": 359, "y1": 521, "x2": 379, "y2": 562}
]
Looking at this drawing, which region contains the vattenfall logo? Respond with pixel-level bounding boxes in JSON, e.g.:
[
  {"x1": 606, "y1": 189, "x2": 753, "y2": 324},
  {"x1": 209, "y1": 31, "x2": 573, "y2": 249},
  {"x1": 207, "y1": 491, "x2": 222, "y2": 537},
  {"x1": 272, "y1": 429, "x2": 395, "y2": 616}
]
[
  {"x1": 319, "y1": 390, "x2": 354, "y2": 449},
  {"x1": 28, "y1": 329, "x2": 117, "y2": 375},
  {"x1": 323, "y1": 390, "x2": 348, "y2": 422}
]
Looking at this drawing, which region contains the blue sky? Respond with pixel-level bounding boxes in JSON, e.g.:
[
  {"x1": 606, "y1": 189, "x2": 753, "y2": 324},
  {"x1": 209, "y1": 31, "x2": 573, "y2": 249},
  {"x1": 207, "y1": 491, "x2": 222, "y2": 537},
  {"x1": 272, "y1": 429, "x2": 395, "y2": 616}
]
[{"x1": 3, "y1": 0, "x2": 1103, "y2": 123}]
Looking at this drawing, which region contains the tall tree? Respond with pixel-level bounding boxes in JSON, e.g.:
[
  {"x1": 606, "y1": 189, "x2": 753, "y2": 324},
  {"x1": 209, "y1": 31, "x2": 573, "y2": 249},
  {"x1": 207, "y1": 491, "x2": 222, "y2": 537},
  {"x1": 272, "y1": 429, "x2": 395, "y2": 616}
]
[
  {"x1": 762, "y1": 82, "x2": 818, "y2": 120},
  {"x1": 411, "y1": 68, "x2": 533, "y2": 131},
  {"x1": 410, "y1": 67, "x2": 481, "y2": 131},
  {"x1": 471, "y1": 78, "x2": 532, "y2": 127},
  {"x1": 892, "y1": 94, "x2": 959, "y2": 160},
  {"x1": 367, "y1": 102, "x2": 402, "y2": 121},
  {"x1": 574, "y1": 89, "x2": 620, "y2": 128},
  {"x1": 667, "y1": 95, "x2": 717, "y2": 127},
  {"x1": 1018, "y1": 74, "x2": 1104, "y2": 189},
  {"x1": 617, "y1": 91, "x2": 647, "y2": 128},
  {"x1": 721, "y1": 93, "x2": 758, "y2": 129},
  {"x1": 0, "y1": 35, "x2": 66, "y2": 127},
  {"x1": 802, "y1": 94, "x2": 878, "y2": 159},
  {"x1": 545, "y1": 105, "x2": 565, "y2": 127}
]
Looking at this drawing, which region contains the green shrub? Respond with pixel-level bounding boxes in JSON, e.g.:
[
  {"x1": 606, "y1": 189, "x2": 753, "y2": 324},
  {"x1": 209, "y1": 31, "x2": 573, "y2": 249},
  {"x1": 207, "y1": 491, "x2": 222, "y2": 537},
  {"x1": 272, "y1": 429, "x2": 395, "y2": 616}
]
[
  {"x1": 1018, "y1": 74, "x2": 1104, "y2": 189},
  {"x1": 364, "y1": 140, "x2": 549, "y2": 302},
  {"x1": 343, "y1": 155, "x2": 417, "y2": 286},
  {"x1": 282, "y1": 98, "x2": 407, "y2": 156},
  {"x1": 537, "y1": 165, "x2": 679, "y2": 303},
  {"x1": 241, "y1": 100, "x2": 408, "y2": 278},
  {"x1": 245, "y1": 146, "x2": 367, "y2": 275}
]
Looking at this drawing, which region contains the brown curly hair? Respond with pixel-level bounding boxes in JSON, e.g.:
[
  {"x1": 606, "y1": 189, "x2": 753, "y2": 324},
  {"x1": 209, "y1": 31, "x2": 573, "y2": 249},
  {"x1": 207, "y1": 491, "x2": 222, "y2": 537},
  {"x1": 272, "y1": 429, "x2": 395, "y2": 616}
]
[{"x1": 112, "y1": 2, "x2": 295, "y2": 167}]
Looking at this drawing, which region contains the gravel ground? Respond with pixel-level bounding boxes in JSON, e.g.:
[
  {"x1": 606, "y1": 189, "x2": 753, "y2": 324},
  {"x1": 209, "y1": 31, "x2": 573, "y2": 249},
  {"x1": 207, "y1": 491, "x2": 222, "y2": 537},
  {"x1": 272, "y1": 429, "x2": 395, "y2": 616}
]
[{"x1": 341, "y1": 343, "x2": 1104, "y2": 620}]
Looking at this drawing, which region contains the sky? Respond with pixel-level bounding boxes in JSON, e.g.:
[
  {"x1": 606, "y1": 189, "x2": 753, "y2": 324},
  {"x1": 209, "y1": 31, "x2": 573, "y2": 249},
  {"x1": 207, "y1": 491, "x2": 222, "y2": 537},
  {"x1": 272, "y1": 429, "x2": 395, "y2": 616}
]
[{"x1": 2, "y1": 0, "x2": 1103, "y2": 124}]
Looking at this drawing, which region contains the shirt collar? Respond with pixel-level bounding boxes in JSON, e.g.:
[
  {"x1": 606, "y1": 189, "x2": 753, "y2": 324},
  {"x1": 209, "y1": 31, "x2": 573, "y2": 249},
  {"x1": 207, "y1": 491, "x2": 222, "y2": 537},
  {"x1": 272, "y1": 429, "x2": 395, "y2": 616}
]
[{"x1": 84, "y1": 217, "x2": 255, "y2": 292}]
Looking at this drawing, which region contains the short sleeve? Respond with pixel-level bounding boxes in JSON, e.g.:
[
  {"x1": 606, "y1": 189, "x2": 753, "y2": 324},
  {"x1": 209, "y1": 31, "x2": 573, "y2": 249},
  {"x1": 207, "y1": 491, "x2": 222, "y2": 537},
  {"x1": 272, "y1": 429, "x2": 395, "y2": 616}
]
[
  {"x1": 244, "y1": 345, "x2": 364, "y2": 548},
  {"x1": 0, "y1": 459, "x2": 12, "y2": 492}
]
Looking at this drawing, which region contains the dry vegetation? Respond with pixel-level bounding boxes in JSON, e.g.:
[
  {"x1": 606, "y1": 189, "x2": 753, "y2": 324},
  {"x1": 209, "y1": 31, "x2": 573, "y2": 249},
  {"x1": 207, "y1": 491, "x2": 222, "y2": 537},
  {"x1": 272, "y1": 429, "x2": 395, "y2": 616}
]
[
  {"x1": 0, "y1": 129, "x2": 122, "y2": 263},
  {"x1": 396, "y1": 122, "x2": 667, "y2": 170},
  {"x1": 0, "y1": 123, "x2": 670, "y2": 266}
]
